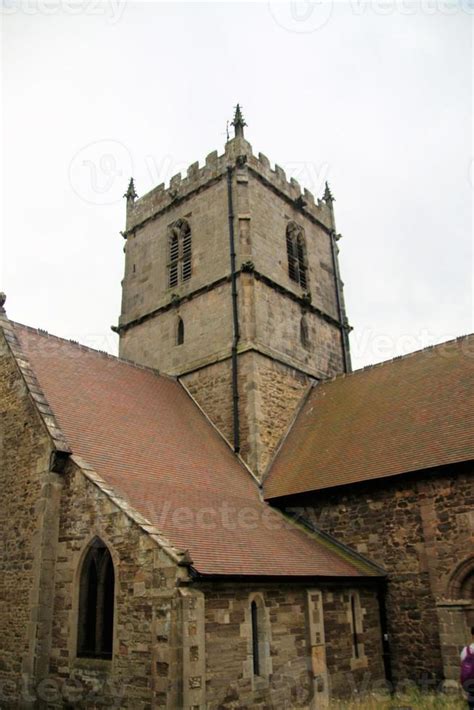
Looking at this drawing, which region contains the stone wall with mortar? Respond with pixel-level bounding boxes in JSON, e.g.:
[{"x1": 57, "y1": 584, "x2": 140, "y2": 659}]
[
  {"x1": 42, "y1": 461, "x2": 190, "y2": 710},
  {"x1": 121, "y1": 178, "x2": 231, "y2": 328},
  {"x1": 197, "y1": 581, "x2": 385, "y2": 708},
  {"x1": 246, "y1": 172, "x2": 339, "y2": 321},
  {"x1": 284, "y1": 464, "x2": 474, "y2": 685},
  {"x1": 181, "y1": 350, "x2": 310, "y2": 476},
  {"x1": 120, "y1": 281, "x2": 233, "y2": 376},
  {"x1": 0, "y1": 332, "x2": 57, "y2": 706}
]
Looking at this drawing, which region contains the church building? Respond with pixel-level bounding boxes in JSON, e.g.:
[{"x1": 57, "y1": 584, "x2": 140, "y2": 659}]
[{"x1": 0, "y1": 107, "x2": 472, "y2": 709}]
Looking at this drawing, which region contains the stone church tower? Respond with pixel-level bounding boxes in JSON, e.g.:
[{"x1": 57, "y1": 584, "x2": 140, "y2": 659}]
[{"x1": 117, "y1": 107, "x2": 351, "y2": 475}]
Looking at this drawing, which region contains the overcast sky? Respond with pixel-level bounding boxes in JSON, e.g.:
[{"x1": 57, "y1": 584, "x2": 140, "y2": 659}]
[{"x1": 2, "y1": 1, "x2": 472, "y2": 369}]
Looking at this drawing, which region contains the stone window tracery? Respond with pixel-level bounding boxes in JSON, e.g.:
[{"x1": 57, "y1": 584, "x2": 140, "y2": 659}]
[
  {"x1": 168, "y1": 218, "x2": 192, "y2": 288},
  {"x1": 77, "y1": 537, "x2": 115, "y2": 659},
  {"x1": 286, "y1": 221, "x2": 308, "y2": 289}
]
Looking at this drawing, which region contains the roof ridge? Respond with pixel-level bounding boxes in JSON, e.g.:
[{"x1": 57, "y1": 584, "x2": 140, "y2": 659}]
[
  {"x1": 10, "y1": 320, "x2": 177, "y2": 381},
  {"x1": 320, "y1": 332, "x2": 474, "y2": 385}
]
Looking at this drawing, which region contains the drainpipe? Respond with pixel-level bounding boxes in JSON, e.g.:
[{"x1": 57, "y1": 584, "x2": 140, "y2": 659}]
[
  {"x1": 324, "y1": 182, "x2": 352, "y2": 374},
  {"x1": 226, "y1": 166, "x2": 241, "y2": 453},
  {"x1": 329, "y1": 232, "x2": 352, "y2": 373},
  {"x1": 377, "y1": 582, "x2": 394, "y2": 690}
]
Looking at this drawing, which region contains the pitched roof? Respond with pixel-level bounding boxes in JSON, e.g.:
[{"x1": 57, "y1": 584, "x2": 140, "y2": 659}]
[
  {"x1": 9, "y1": 322, "x2": 380, "y2": 579},
  {"x1": 265, "y1": 335, "x2": 474, "y2": 500}
]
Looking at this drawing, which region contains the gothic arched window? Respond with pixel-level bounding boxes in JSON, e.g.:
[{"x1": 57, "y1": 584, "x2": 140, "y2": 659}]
[
  {"x1": 77, "y1": 538, "x2": 115, "y2": 659},
  {"x1": 168, "y1": 219, "x2": 192, "y2": 288},
  {"x1": 177, "y1": 317, "x2": 184, "y2": 346},
  {"x1": 248, "y1": 594, "x2": 272, "y2": 679},
  {"x1": 286, "y1": 222, "x2": 308, "y2": 289}
]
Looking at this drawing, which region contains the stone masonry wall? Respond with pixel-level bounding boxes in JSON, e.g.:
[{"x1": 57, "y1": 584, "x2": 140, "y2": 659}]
[
  {"x1": 286, "y1": 464, "x2": 474, "y2": 685},
  {"x1": 199, "y1": 582, "x2": 385, "y2": 708},
  {"x1": 43, "y1": 461, "x2": 187, "y2": 710},
  {"x1": 120, "y1": 281, "x2": 233, "y2": 376},
  {"x1": 182, "y1": 350, "x2": 311, "y2": 476},
  {"x1": 251, "y1": 353, "x2": 310, "y2": 475},
  {"x1": 120, "y1": 178, "x2": 231, "y2": 328},
  {"x1": 0, "y1": 332, "x2": 56, "y2": 707},
  {"x1": 247, "y1": 173, "x2": 339, "y2": 322}
]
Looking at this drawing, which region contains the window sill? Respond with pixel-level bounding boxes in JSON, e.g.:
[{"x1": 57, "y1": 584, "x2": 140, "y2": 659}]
[{"x1": 73, "y1": 657, "x2": 113, "y2": 671}]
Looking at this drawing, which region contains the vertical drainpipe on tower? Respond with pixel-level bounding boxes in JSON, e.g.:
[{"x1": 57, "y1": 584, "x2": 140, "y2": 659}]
[
  {"x1": 324, "y1": 183, "x2": 352, "y2": 374},
  {"x1": 226, "y1": 165, "x2": 241, "y2": 454}
]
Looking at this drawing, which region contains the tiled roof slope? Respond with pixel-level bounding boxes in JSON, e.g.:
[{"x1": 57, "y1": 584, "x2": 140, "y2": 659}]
[
  {"x1": 265, "y1": 335, "x2": 474, "y2": 500},
  {"x1": 12, "y1": 323, "x2": 380, "y2": 579}
]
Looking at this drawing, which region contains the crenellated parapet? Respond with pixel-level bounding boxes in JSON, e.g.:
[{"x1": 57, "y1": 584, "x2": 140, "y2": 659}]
[{"x1": 123, "y1": 134, "x2": 334, "y2": 235}]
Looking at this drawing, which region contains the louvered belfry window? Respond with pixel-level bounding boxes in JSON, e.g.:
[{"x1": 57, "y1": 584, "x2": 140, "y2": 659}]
[
  {"x1": 168, "y1": 219, "x2": 192, "y2": 288},
  {"x1": 286, "y1": 222, "x2": 307, "y2": 289}
]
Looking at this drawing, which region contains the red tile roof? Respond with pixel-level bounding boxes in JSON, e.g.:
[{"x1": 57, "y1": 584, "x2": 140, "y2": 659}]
[
  {"x1": 11, "y1": 323, "x2": 379, "y2": 579},
  {"x1": 265, "y1": 336, "x2": 474, "y2": 500}
]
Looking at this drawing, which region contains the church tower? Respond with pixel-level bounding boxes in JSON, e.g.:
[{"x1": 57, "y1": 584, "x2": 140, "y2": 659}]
[{"x1": 117, "y1": 108, "x2": 351, "y2": 475}]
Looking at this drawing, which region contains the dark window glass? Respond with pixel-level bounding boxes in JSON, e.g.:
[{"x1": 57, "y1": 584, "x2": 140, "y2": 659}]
[
  {"x1": 251, "y1": 600, "x2": 260, "y2": 676},
  {"x1": 177, "y1": 317, "x2": 184, "y2": 345},
  {"x1": 77, "y1": 539, "x2": 114, "y2": 659}
]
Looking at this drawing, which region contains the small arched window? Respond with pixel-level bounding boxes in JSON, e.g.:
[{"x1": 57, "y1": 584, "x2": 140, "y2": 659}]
[
  {"x1": 251, "y1": 600, "x2": 260, "y2": 675},
  {"x1": 177, "y1": 317, "x2": 184, "y2": 346},
  {"x1": 286, "y1": 222, "x2": 308, "y2": 289},
  {"x1": 248, "y1": 595, "x2": 271, "y2": 680},
  {"x1": 349, "y1": 592, "x2": 363, "y2": 661},
  {"x1": 77, "y1": 538, "x2": 114, "y2": 659},
  {"x1": 168, "y1": 219, "x2": 192, "y2": 288},
  {"x1": 300, "y1": 317, "x2": 310, "y2": 348}
]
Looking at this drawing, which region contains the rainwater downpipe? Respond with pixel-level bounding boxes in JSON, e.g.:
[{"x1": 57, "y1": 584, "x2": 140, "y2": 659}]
[{"x1": 226, "y1": 166, "x2": 241, "y2": 453}]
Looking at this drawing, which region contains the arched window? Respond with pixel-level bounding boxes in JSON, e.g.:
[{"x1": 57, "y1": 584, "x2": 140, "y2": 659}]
[
  {"x1": 247, "y1": 595, "x2": 271, "y2": 680},
  {"x1": 177, "y1": 317, "x2": 184, "y2": 346},
  {"x1": 300, "y1": 317, "x2": 310, "y2": 348},
  {"x1": 350, "y1": 593, "x2": 360, "y2": 659},
  {"x1": 251, "y1": 600, "x2": 260, "y2": 675},
  {"x1": 77, "y1": 538, "x2": 114, "y2": 659},
  {"x1": 168, "y1": 218, "x2": 192, "y2": 288},
  {"x1": 286, "y1": 222, "x2": 307, "y2": 289}
]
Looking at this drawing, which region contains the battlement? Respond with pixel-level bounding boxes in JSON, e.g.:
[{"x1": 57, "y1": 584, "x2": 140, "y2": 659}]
[{"x1": 124, "y1": 136, "x2": 334, "y2": 234}]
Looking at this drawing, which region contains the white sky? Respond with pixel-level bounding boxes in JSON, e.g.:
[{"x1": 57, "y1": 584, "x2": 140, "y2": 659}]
[{"x1": 1, "y1": 1, "x2": 473, "y2": 369}]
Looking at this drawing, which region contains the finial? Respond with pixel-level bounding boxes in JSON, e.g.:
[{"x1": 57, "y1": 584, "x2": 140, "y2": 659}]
[
  {"x1": 323, "y1": 181, "x2": 334, "y2": 204},
  {"x1": 124, "y1": 177, "x2": 137, "y2": 204},
  {"x1": 0, "y1": 292, "x2": 6, "y2": 314},
  {"x1": 231, "y1": 104, "x2": 247, "y2": 139}
]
